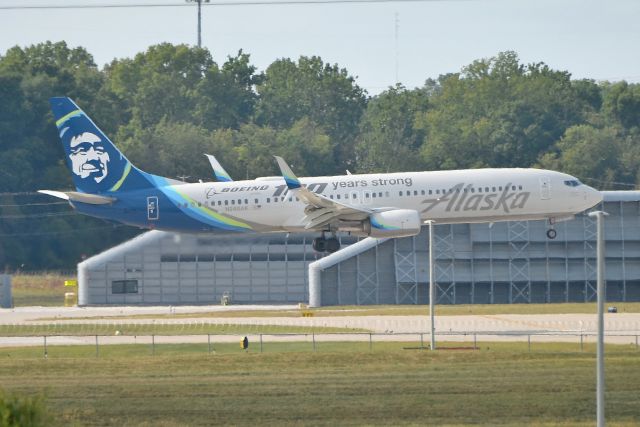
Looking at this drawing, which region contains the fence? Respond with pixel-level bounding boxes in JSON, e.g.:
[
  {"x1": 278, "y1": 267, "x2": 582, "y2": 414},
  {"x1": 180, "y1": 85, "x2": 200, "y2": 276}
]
[{"x1": 1, "y1": 331, "x2": 639, "y2": 358}]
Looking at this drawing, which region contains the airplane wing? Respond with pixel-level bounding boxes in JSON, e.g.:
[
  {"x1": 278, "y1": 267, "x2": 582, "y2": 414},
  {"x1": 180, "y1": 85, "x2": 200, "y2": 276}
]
[
  {"x1": 204, "y1": 154, "x2": 233, "y2": 182},
  {"x1": 274, "y1": 156, "x2": 371, "y2": 230}
]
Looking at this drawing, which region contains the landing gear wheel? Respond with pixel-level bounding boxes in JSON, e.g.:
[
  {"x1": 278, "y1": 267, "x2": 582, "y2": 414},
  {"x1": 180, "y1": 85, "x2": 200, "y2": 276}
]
[
  {"x1": 325, "y1": 238, "x2": 341, "y2": 253},
  {"x1": 312, "y1": 237, "x2": 326, "y2": 252},
  {"x1": 546, "y1": 229, "x2": 557, "y2": 239}
]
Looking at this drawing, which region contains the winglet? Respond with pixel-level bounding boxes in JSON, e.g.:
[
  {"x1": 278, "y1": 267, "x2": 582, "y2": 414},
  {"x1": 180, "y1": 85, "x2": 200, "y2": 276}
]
[
  {"x1": 204, "y1": 154, "x2": 233, "y2": 182},
  {"x1": 274, "y1": 156, "x2": 301, "y2": 189}
]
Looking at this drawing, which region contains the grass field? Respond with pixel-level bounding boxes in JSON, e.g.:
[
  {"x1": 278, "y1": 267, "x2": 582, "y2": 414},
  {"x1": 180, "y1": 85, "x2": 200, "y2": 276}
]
[
  {"x1": 0, "y1": 342, "x2": 638, "y2": 426},
  {"x1": 0, "y1": 323, "x2": 363, "y2": 336},
  {"x1": 11, "y1": 273, "x2": 73, "y2": 307}
]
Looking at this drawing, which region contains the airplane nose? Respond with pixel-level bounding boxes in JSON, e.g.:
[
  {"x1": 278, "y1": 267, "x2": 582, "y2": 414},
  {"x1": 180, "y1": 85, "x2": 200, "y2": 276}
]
[{"x1": 585, "y1": 187, "x2": 603, "y2": 208}]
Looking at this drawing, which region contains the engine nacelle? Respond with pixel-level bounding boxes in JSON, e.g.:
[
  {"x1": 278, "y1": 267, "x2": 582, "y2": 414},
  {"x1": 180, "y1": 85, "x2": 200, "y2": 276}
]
[{"x1": 365, "y1": 209, "x2": 421, "y2": 238}]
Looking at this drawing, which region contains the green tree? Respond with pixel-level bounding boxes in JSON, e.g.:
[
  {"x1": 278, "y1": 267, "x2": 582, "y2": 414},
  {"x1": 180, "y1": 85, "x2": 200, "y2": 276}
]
[
  {"x1": 417, "y1": 52, "x2": 594, "y2": 170},
  {"x1": 255, "y1": 56, "x2": 367, "y2": 171},
  {"x1": 195, "y1": 50, "x2": 262, "y2": 130},
  {"x1": 355, "y1": 84, "x2": 429, "y2": 173},
  {"x1": 538, "y1": 125, "x2": 620, "y2": 188},
  {"x1": 601, "y1": 81, "x2": 640, "y2": 129},
  {"x1": 105, "y1": 43, "x2": 214, "y2": 127}
]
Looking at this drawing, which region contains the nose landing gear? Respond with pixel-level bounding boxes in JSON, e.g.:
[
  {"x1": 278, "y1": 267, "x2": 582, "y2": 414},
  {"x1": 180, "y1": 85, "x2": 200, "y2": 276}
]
[{"x1": 312, "y1": 234, "x2": 341, "y2": 253}]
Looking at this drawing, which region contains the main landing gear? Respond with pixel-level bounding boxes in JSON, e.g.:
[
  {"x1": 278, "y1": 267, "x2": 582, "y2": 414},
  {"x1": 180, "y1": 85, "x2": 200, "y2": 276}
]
[
  {"x1": 546, "y1": 218, "x2": 557, "y2": 239},
  {"x1": 312, "y1": 233, "x2": 340, "y2": 253}
]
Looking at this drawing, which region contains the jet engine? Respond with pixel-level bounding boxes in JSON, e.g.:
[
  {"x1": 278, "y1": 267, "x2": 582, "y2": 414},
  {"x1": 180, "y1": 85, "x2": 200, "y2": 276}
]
[{"x1": 341, "y1": 209, "x2": 421, "y2": 238}]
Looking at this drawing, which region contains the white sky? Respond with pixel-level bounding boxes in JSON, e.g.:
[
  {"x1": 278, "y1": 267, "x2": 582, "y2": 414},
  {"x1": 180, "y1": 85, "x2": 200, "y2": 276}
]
[{"x1": 0, "y1": 0, "x2": 639, "y2": 94}]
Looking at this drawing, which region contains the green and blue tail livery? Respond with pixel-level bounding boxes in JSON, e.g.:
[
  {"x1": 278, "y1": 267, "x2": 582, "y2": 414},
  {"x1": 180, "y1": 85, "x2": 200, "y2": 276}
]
[{"x1": 50, "y1": 97, "x2": 154, "y2": 194}]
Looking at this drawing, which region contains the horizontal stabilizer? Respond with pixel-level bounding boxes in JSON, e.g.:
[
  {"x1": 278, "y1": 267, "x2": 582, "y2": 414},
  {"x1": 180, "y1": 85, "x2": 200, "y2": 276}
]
[{"x1": 38, "y1": 190, "x2": 116, "y2": 205}]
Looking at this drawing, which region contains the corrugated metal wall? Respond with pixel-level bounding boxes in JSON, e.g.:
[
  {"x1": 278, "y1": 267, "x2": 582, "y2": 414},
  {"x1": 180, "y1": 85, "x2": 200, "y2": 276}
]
[
  {"x1": 322, "y1": 199, "x2": 640, "y2": 305},
  {"x1": 80, "y1": 195, "x2": 640, "y2": 306}
]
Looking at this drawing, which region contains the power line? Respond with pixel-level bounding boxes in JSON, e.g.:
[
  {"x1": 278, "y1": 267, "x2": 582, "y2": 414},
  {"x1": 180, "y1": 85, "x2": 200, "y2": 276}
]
[
  {"x1": 0, "y1": 211, "x2": 77, "y2": 220},
  {"x1": 0, "y1": 0, "x2": 472, "y2": 10},
  {"x1": 0, "y1": 224, "x2": 126, "y2": 237},
  {"x1": 0, "y1": 201, "x2": 68, "y2": 207},
  {"x1": 581, "y1": 177, "x2": 637, "y2": 188}
]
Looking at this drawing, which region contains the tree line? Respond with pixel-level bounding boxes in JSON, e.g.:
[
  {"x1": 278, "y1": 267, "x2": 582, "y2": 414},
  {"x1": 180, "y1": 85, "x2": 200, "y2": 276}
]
[{"x1": 1, "y1": 42, "x2": 639, "y2": 270}]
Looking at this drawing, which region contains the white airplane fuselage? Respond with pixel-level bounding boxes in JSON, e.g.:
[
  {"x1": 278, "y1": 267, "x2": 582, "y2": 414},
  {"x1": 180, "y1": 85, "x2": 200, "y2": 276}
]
[{"x1": 167, "y1": 168, "x2": 601, "y2": 233}]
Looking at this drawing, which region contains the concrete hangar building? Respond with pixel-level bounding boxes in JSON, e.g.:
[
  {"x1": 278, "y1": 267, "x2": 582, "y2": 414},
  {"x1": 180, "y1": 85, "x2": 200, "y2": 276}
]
[{"x1": 78, "y1": 191, "x2": 640, "y2": 306}]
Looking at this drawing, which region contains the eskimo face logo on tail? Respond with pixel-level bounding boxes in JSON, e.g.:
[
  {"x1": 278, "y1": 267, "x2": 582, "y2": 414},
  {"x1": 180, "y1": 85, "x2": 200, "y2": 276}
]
[{"x1": 69, "y1": 132, "x2": 110, "y2": 183}]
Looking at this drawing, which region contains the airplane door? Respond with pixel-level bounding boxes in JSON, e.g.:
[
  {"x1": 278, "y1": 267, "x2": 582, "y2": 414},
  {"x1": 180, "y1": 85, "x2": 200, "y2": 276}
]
[
  {"x1": 147, "y1": 196, "x2": 159, "y2": 220},
  {"x1": 539, "y1": 177, "x2": 551, "y2": 200}
]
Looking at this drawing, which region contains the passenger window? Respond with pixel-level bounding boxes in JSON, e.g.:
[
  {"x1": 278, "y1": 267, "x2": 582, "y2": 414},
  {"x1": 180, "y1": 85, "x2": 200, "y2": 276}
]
[
  {"x1": 231, "y1": 200, "x2": 235, "y2": 205},
  {"x1": 337, "y1": 195, "x2": 341, "y2": 199},
  {"x1": 511, "y1": 186, "x2": 516, "y2": 191},
  {"x1": 399, "y1": 191, "x2": 403, "y2": 196},
  {"x1": 518, "y1": 185, "x2": 523, "y2": 190},
  {"x1": 254, "y1": 198, "x2": 258, "y2": 204},
  {"x1": 266, "y1": 198, "x2": 270, "y2": 203},
  {"x1": 421, "y1": 190, "x2": 425, "y2": 195},
  {"x1": 224, "y1": 200, "x2": 228, "y2": 206}
]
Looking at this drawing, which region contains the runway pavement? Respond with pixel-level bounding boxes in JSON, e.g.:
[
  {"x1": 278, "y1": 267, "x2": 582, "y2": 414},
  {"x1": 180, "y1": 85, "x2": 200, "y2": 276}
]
[{"x1": 1, "y1": 305, "x2": 639, "y2": 347}]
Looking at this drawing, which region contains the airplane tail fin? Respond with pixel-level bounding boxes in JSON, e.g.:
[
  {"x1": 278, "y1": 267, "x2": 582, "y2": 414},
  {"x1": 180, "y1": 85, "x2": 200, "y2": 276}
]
[{"x1": 50, "y1": 97, "x2": 156, "y2": 194}]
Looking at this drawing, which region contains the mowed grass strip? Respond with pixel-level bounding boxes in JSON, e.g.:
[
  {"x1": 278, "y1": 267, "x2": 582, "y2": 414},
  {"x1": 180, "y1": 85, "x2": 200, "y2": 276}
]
[
  {"x1": 0, "y1": 343, "x2": 638, "y2": 426},
  {"x1": 47, "y1": 302, "x2": 640, "y2": 321},
  {"x1": 0, "y1": 323, "x2": 364, "y2": 336}
]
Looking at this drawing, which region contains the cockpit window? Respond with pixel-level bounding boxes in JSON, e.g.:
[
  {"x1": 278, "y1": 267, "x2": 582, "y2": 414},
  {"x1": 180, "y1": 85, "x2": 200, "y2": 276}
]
[{"x1": 564, "y1": 180, "x2": 581, "y2": 187}]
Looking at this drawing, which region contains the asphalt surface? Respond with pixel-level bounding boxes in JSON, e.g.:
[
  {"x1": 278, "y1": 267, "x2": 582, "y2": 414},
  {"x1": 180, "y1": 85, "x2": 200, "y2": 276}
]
[{"x1": 1, "y1": 305, "x2": 639, "y2": 347}]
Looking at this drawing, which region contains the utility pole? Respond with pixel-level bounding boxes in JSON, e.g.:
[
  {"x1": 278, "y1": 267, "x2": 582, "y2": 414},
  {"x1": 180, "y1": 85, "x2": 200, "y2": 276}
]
[
  {"x1": 426, "y1": 220, "x2": 436, "y2": 350},
  {"x1": 186, "y1": 0, "x2": 210, "y2": 48},
  {"x1": 589, "y1": 210, "x2": 608, "y2": 427}
]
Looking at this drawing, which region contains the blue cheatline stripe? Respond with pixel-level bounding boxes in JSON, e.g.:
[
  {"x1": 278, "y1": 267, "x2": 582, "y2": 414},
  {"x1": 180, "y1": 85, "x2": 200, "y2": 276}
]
[{"x1": 150, "y1": 176, "x2": 252, "y2": 231}]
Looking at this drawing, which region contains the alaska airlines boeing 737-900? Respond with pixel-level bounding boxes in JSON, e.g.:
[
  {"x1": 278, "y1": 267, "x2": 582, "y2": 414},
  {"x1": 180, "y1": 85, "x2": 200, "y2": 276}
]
[{"x1": 40, "y1": 97, "x2": 603, "y2": 253}]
